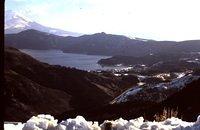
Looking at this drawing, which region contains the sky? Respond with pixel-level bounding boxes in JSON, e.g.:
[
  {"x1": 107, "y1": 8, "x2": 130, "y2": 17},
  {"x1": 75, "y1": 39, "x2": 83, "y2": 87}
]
[{"x1": 5, "y1": 0, "x2": 200, "y2": 41}]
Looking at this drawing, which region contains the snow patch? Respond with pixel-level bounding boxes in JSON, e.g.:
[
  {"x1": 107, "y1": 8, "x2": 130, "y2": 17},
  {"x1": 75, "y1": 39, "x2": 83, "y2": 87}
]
[
  {"x1": 114, "y1": 73, "x2": 121, "y2": 76},
  {"x1": 112, "y1": 86, "x2": 142, "y2": 103},
  {"x1": 137, "y1": 82, "x2": 145, "y2": 86},
  {"x1": 155, "y1": 75, "x2": 199, "y2": 90},
  {"x1": 175, "y1": 72, "x2": 186, "y2": 79}
]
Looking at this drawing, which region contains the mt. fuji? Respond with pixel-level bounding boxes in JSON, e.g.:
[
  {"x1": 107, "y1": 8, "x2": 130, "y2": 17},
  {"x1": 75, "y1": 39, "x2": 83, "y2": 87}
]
[{"x1": 4, "y1": 10, "x2": 82, "y2": 37}]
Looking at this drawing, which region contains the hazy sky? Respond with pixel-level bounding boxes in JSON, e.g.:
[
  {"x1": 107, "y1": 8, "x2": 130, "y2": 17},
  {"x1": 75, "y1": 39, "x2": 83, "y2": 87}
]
[{"x1": 5, "y1": 0, "x2": 200, "y2": 41}]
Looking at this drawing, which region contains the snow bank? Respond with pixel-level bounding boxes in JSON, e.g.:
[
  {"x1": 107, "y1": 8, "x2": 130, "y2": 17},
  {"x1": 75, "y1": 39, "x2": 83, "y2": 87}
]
[
  {"x1": 57, "y1": 116, "x2": 100, "y2": 130},
  {"x1": 101, "y1": 116, "x2": 200, "y2": 130},
  {"x1": 4, "y1": 115, "x2": 200, "y2": 130},
  {"x1": 4, "y1": 122, "x2": 24, "y2": 130},
  {"x1": 22, "y1": 114, "x2": 58, "y2": 130}
]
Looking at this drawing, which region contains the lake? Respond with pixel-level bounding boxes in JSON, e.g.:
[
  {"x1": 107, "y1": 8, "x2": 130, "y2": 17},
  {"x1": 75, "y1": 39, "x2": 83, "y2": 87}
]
[{"x1": 20, "y1": 49, "x2": 128, "y2": 71}]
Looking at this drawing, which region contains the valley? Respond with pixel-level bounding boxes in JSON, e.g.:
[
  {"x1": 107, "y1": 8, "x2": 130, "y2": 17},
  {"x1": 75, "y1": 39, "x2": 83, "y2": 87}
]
[{"x1": 4, "y1": 47, "x2": 200, "y2": 123}]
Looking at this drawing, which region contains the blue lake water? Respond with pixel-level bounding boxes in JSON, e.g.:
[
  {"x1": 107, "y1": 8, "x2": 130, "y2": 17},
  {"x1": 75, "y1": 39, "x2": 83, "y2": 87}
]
[{"x1": 20, "y1": 49, "x2": 127, "y2": 71}]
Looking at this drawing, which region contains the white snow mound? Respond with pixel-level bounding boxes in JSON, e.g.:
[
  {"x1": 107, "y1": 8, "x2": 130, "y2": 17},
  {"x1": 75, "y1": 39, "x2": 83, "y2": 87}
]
[
  {"x1": 4, "y1": 114, "x2": 200, "y2": 130},
  {"x1": 22, "y1": 114, "x2": 58, "y2": 130},
  {"x1": 57, "y1": 115, "x2": 100, "y2": 130}
]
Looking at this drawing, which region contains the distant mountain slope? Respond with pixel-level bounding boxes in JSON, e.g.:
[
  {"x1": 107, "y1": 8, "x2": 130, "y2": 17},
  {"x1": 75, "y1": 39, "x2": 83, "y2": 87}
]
[
  {"x1": 5, "y1": 29, "x2": 64, "y2": 50},
  {"x1": 4, "y1": 47, "x2": 138, "y2": 121},
  {"x1": 5, "y1": 29, "x2": 200, "y2": 56},
  {"x1": 5, "y1": 10, "x2": 82, "y2": 37},
  {"x1": 61, "y1": 33, "x2": 200, "y2": 56}
]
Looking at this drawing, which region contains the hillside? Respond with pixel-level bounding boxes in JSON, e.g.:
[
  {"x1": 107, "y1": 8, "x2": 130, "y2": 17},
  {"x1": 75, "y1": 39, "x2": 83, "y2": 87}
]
[
  {"x1": 57, "y1": 74, "x2": 200, "y2": 122},
  {"x1": 158, "y1": 76, "x2": 200, "y2": 121},
  {"x1": 4, "y1": 47, "x2": 138, "y2": 121}
]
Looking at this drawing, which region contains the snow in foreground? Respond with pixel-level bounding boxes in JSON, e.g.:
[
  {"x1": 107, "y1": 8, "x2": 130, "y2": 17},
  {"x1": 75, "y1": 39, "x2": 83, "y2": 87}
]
[{"x1": 4, "y1": 114, "x2": 200, "y2": 130}]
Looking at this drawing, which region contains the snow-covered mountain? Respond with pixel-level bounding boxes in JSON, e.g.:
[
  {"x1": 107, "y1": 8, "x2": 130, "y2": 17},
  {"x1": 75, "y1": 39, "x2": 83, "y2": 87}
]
[
  {"x1": 112, "y1": 75, "x2": 200, "y2": 104},
  {"x1": 4, "y1": 10, "x2": 82, "y2": 37}
]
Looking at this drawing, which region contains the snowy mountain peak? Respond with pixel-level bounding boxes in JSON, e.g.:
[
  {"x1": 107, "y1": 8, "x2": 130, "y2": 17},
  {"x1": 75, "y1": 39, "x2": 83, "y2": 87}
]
[
  {"x1": 4, "y1": 10, "x2": 82, "y2": 37},
  {"x1": 5, "y1": 10, "x2": 32, "y2": 22},
  {"x1": 5, "y1": 10, "x2": 32, "y2": 30}
]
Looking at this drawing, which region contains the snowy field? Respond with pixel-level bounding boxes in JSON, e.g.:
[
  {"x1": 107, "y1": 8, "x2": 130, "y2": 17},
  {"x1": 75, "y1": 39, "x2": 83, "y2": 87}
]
[{"x1": 4, "y1": 114, "x2": 200, "y2": 130}]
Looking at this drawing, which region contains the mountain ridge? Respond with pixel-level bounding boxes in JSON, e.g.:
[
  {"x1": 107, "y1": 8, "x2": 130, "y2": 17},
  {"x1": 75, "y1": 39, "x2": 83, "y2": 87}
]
[{"x1": 5, "y1": 29, "x2": 200, "y2": 57}]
